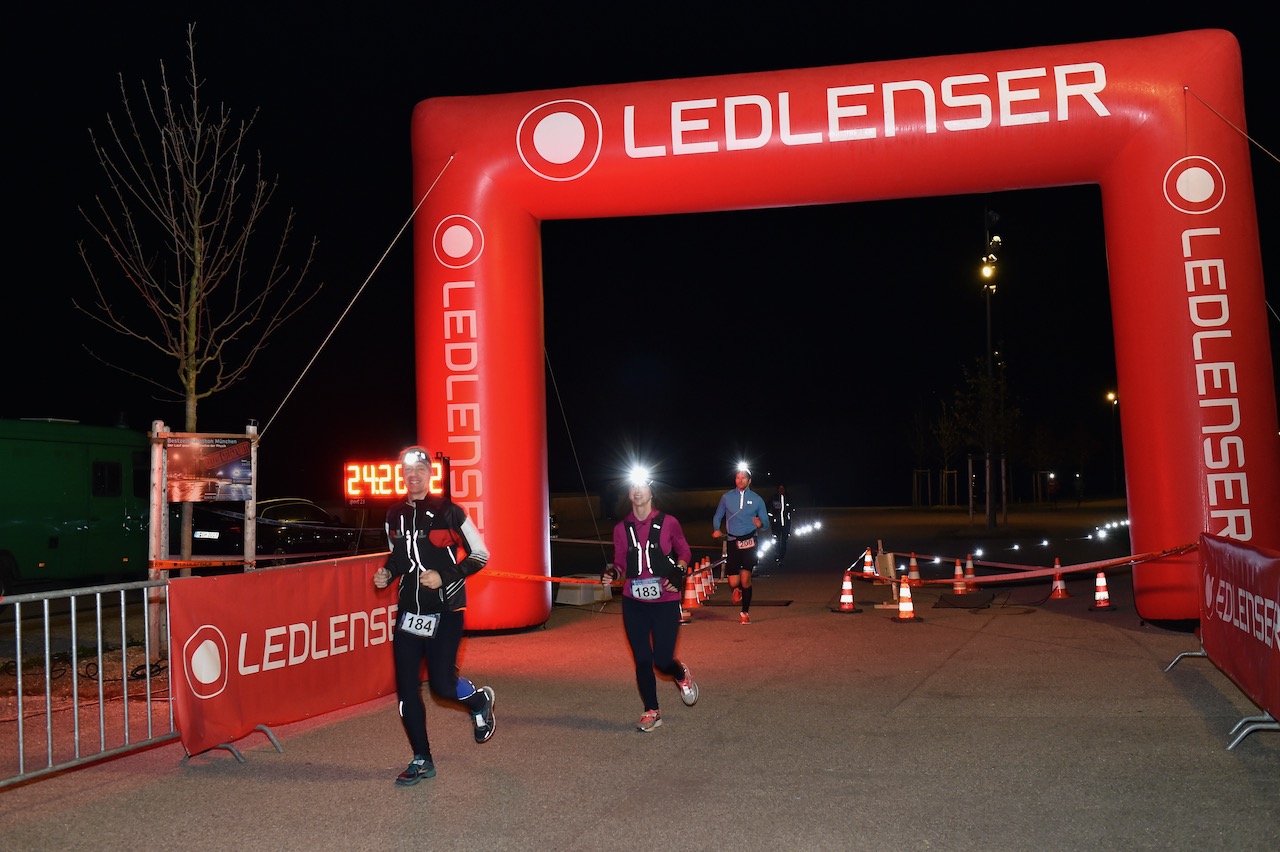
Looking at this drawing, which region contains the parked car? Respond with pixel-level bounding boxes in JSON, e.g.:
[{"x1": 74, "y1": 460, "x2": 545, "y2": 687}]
[{"x1": 175, "y1": 497, "x2": 359, "y2": 565}]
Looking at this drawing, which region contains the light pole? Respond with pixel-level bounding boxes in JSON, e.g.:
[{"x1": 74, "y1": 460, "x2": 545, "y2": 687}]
[
  {"x1": 980, "y1": 209, "x2": 1001, "y2": 528},
  {"x1": 1106, "y1": 391, "x2": 1119, "y2": 496}
]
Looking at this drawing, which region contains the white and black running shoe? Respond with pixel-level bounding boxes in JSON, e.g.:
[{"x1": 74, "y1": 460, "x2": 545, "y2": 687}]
[{"x1": 472, "y1": 686, "x2": 496, "y2": 743}]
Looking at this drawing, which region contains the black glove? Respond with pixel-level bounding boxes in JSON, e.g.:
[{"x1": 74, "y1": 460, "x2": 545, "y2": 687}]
[{"x1": 667, "y1": 560, "x2": 687, "y2": 589}]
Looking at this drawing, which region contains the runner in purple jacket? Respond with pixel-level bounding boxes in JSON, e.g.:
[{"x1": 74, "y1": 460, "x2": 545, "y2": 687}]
[{"x1": 602, "y1": 467, "x2": 699, "y2": 732}]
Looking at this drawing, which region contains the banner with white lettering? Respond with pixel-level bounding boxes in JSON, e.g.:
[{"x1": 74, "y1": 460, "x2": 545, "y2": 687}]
[
  {"x1": 1199, "y1": 534, "x2": 1279, "y2": 718},
  {"x1": 169, "y1": 555, "x2": 396, "y2": 756}
]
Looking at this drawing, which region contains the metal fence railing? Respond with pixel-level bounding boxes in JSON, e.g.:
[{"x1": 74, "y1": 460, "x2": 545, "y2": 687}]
[{"x1": 1, "y1": 580, "x2": 178, "y2": 788}]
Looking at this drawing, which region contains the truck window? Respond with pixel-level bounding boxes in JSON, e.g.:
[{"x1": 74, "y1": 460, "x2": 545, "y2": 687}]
[
  {"x1": 93, "y1": 460, "x2": 123, "y2": 498},
  {"x1": 132, "y1": 450, "x2": 149, "y2": 499}
]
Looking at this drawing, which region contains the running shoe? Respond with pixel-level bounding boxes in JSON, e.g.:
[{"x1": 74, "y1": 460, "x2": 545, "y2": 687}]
[
  {"x1": 676, "y1": 668, "x2": 699, "y2": 706},
  {"x1": 732, "y1": 587, "x2": 742, "y2": 604},
  {"x1": 637, "y1": 709, "x2": 662, "y2": 732},
  {"x1": 395, "y1": 755, "x2": 436, "y2": 787},
  {"x1": 740, "y1": 611, "x2": 751, "y2": 625},
  {"x1": 472, "y1": 686, "x2": 496, "y2": 743}
]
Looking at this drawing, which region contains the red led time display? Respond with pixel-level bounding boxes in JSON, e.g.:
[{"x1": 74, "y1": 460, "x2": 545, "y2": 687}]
[{"x1": 343, "y1": 459, "x2": 446, "y2": 502}]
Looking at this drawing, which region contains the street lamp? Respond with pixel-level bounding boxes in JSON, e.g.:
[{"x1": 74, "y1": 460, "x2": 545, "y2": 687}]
[
  {"x1": 1106, "y1": 391, "x2": 1119, "y2": 495},
  {"x1": 979, "y1": 208, "x2": 1002, "y2": 527}
]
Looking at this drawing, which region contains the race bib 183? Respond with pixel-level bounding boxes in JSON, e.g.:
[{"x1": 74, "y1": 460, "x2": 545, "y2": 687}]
[{"x1": 630, "y1": 578, "x2": 663, "y2": 600}]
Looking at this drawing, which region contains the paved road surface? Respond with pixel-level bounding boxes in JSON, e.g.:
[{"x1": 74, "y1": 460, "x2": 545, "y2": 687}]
[{"x1": 2, "y1": 504, "x2": 1276, "y2": 851}]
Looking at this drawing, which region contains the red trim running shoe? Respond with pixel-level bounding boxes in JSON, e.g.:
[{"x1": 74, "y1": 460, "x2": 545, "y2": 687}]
[
  {"x1": 637, "y1": 709, "x2": 662, "y2": 732},
  {"x1": 676, "y1": 667, "x2": 699, "y2": 706}
]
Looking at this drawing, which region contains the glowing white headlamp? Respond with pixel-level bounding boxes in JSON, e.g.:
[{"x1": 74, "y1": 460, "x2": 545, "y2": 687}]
[{"x1": 402, "y1": 447, "x2": 430, "y2": 466}]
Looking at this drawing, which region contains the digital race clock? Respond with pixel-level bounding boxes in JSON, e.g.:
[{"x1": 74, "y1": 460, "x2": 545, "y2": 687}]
[{"x1": 343, "y1": 458, "x2": 447, "y2": 503}]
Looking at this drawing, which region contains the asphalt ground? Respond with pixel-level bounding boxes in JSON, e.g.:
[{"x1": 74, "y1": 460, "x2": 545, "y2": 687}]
[{"x1": 2, "y1": 503, "x2": 1276, "y2": 851}]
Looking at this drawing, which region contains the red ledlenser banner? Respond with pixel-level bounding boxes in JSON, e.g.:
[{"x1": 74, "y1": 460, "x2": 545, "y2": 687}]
[
  {"x1": 169, "y1": 555, "x2": 396, "y2": 756},
  {"x1": 1198, "y1": 534, "x2": 1280, "y2": 720}
]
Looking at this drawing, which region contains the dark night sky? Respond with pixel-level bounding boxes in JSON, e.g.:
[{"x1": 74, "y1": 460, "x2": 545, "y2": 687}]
[{"x1": 7, "y1": 4, "x2": 1278, "y2": 506}]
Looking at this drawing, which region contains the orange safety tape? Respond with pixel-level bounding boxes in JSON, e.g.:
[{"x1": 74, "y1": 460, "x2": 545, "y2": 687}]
[
  {"x1": 908, "y1": 543, "x2": 1198, "y2": 587},
  {"x1": 150, "y1": 559, "x2": 246, "y2": 571},
  {"x1": 482, "y1": 570, "x2": 619, "y2": 586}
]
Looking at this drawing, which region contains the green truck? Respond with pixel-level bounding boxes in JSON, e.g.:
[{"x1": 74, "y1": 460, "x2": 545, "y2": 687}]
[{"x1": 0, "y1": 418, "x2": 150, "y2": 595}]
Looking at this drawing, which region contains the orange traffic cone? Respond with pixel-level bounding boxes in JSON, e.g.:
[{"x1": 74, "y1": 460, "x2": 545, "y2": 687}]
[
  {"x1": 832, "y1": 567, "x2": 861, "y2": 613},
  {"x1": 892, "y1": 579, "x2": 921, "y2": 622},
  {"x1": 965, "y1": 554, "x2": 978, "y2": 592},
  {"x1": 1048, "y1": 560, "x2": 1070, "y2": 599},
  {"x1": 952, "y1": 559, "x2": 969, "y2": 594},
  {"x1": 1091, "y1": 571, "x2": 1115, "y2": 611},
  {"x1": 862, "y1": 547, "x2": 875, "y2": 580},
  {"x1": 682, "y1": 570, "x2": 701, "y2": 609},
  {"x1": 906, "y1": 553, "x2": 922, "y2": 587},
  {"x1": 679, "y1": 569, "x2": 699, "y2": 623}
]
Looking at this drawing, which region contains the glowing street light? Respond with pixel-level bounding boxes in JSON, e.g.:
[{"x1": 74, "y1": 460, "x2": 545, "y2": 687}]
[
  {"x1": 1106, "y1": 391, "x2": 1119, "y2": 495},
  {"x1": 978, "y1": 208, "x2": 1003, "y2": 528}
]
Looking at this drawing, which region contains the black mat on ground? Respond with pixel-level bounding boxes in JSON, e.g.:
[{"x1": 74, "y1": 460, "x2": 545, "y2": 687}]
[
  {"x1": 933, "y1": 592, "x2": 995, "y2": 609},
  {"x1": 701, "y1": 599, "x2": 792, "y2": 607}
]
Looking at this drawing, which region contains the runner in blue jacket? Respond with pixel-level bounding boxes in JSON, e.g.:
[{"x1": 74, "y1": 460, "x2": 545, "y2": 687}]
[{"x1": 712, "y1": 463, "x2": 771, "y2": 624}]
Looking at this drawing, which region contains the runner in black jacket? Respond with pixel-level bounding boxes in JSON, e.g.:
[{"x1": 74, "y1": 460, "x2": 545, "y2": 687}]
[{"x1": 372, "y1": 446, "x2": 495, "y2": 787}]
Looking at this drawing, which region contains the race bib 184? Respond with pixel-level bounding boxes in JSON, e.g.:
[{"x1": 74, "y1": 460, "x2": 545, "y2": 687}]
[{"x1": 398, "y1": 611, "x2": 441, "y2": 637}]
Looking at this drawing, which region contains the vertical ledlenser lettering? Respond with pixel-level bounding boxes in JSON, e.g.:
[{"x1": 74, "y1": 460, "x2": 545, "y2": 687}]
[
  {"x1": 1182, "y1": 227, "x2": 1251, "y2": 539},
  {"x1": 443, "y1": 280, "x2": 483, "y2": 527}
]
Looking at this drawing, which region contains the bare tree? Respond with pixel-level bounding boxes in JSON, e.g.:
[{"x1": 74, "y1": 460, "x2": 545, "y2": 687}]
[
  {"x1": 75, "y1": 23, "x2": 319, "y2": 434},
  {"x1": 930, "y1": 398, "x2": 964, "y2": 505}
]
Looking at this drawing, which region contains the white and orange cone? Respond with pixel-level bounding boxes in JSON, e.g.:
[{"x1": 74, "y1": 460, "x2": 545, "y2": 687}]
[
  {"x1": 952, "y1": 559, "x2": 969, "y2": 594},
  {"x1": 1048, "y1": 560, "x2": 1070, "y2": 599},
  {"x1": 964, "y1": 554, "x2": 978, "y2": 592},
  {"x1": 1091, "y1": 571, "x2": 1115, "y2": 611},
  {"x1": 833, "y1": 567, "x2": 861, "y2": 613},
  {"x1": 892, "y1": 580, "x2": 922, "y2": 622},
  {"x1": 679, "y1": 569, "x2": 700, "y2": 623},
  {"x1": 906, "y1": 553, "x2": 922, "y2": 587},
  {"x1": 696, "y1": 561, "x2": 712, "y2": 602},
  {"x1": 862, "y1": 547, "x2": 875, "y2": 580}
]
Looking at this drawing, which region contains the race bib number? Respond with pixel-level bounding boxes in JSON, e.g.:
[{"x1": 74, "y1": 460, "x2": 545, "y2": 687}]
[
  {"x1": 735, "y1": 537, "x2": 757, "y2": 550},
  {"x1": 398, "y1": 611, "x2": 441, "y2": 637},
  {"x1": 630, "y1": 578, "x2": 663, "y2": 600}
]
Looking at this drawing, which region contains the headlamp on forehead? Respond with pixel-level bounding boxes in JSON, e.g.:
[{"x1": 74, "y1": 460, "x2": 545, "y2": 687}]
[
  {"x1": 401, "y1": 447, "x2": 430, "y2": 467},
  {"x1": 629, "y1": 466, "x2": 652, "y2": 487},
  {"x1": 736, "y1": 461, "x2": 751, "y2": 477}
]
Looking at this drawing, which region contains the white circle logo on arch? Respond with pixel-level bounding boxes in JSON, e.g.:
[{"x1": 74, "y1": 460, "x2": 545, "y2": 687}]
[
  {"x1": 1163, "y1": 155, "x2": 1226, "y2": 215},
  {"x1": 433, "y1": 214, "x2": 485, "y2": 269},
  {"x1": 517, "y1": 99, "x2": 602, "y2": 181}
]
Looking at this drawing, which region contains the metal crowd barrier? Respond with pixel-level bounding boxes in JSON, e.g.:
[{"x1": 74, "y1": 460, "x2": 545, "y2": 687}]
[{"x1": 1, "y1": 580, "x2": 178, "y2": 788}]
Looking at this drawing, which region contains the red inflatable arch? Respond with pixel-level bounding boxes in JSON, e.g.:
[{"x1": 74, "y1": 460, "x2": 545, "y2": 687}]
[{"x1": 410, "y1": 29, "x2": 1278, "y2": 629}]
